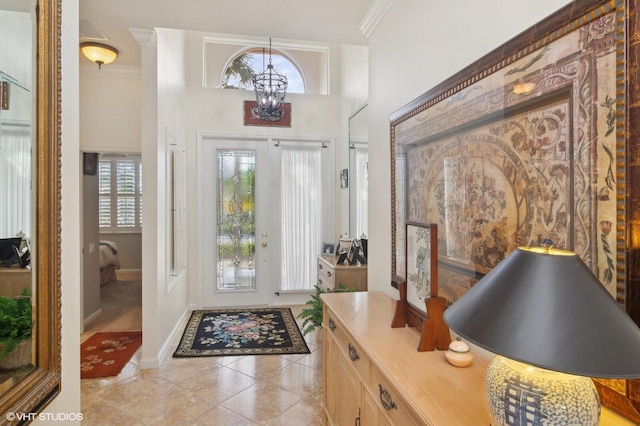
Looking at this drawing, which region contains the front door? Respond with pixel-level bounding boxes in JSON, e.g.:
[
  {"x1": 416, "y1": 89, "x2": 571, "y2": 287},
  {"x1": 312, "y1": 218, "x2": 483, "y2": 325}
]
[{"x1": 199, "y1": 137, "x2": 271, "y2": 307}]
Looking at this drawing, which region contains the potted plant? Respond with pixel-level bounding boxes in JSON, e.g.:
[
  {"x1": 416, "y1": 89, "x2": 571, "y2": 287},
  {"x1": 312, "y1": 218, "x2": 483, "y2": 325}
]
[
  {"x1": 298, "y1": 284, "x2": 356, "y2": 336},
  {"x1": 0, "y1": 290, "x2": 32, "y2": 370}
]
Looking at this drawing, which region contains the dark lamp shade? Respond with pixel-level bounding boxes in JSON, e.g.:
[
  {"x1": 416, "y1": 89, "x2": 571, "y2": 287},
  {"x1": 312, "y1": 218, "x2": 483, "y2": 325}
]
[{"x1": 443, "y1": 246, "x2": 640, "y2": 378}]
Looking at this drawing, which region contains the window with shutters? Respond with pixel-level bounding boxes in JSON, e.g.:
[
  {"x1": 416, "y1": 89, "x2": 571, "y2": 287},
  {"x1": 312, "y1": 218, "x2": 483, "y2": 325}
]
[{"x1": 98, "y1": 155, "x2": 142, "y2": 233}]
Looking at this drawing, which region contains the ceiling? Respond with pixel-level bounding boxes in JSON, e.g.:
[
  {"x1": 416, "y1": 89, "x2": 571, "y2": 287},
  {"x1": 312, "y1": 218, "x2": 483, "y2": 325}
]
[{"x1": 79, "y1": 0, "x2": 376, "y2": 68}]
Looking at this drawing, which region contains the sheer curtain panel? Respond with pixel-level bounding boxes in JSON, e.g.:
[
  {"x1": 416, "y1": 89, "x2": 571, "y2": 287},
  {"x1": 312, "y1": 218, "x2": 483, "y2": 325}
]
[
  {"x1": 280, "y1": 146, "x2": 322, "y2": 291},
  {"x1": 0, "y1": 124, "x2": 31, "y2": 238}
]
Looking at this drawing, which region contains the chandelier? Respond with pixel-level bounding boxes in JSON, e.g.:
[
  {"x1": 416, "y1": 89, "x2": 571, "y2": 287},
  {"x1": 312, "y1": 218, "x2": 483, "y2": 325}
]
[{"x1": 252, "y1": 38, "x2": 288, "y2": 121}]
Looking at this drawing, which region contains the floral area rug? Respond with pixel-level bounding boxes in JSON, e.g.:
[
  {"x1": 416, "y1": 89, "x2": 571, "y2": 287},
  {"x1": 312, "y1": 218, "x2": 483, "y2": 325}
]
[
  {"x1": 173, "y1": 307, "x2": 310, "y2": 357},
  {"x1": 80, "y1": 331, "x2": 142, "y2": 379}
]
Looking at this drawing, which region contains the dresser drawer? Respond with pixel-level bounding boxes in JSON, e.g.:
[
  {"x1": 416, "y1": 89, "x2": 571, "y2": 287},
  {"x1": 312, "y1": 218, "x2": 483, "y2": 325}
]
[
  {"x1": 317, "y1": 260, "x2": 335, "y2": 290},
  {"x1": 371, "y1": 365, "x2": 422, "y2": 425},
  {"x1": 326, "y1": 313, "x2": 369, "y2": 381}
]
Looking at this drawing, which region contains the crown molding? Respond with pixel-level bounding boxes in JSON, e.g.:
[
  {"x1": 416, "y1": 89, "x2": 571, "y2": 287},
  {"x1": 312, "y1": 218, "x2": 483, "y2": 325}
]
[
  {"x1": 359, "y1": 0, "x2": 395, "y2": 38},
  {"x1": 129, "y1": 28, "x2": 156, "y2": 46}
]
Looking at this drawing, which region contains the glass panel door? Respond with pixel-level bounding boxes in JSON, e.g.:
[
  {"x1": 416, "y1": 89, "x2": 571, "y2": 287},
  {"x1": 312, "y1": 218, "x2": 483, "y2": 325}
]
[
  {"x1": 199, "y1": 138, "x2": 270, "y2": 307},
  {"x1": 216, "y1": 150, "x2": 256, "y2": 291}
]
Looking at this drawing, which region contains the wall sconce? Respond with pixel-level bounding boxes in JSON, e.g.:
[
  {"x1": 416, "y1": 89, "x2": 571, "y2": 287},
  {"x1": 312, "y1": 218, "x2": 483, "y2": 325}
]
[
  {"x1": 80, "y1": 42, "x2": 119, "y2": 69},
  {"x1": 444, "y1": 245, "x2": 640, "y2": 425}
]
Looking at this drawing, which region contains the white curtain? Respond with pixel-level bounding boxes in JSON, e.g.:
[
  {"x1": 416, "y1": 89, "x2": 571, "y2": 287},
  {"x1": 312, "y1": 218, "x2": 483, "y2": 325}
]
[
  {"x1": 280, "y1": 146, "x2": 322, "y2": 291},
  {"x1": 354, "y1": 147, "x2": 368, "y2": 237},
  {"x1": 0, "y1": 123, "x2": 31, "y2": 238}
]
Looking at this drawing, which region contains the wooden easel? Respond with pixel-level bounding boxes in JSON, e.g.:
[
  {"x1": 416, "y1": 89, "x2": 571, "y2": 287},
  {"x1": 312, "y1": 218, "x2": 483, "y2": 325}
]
[{"x1": 391, "y1": 276, "x2": 451, "y2": 352}]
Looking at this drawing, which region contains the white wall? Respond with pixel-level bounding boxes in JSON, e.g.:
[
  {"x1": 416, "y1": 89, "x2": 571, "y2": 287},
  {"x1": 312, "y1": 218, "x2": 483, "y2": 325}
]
[
  {"x1": 337, "y1": 44, "x2": 368, "y2": 237},
  {"x1": 79, "y1": 66, "x2": 141, "y2": 152},
  {"x1": 0, "y1": 10, "x2": 32, "y2": 87},
  {"x1": 366, "y1": 0, "x2": 574, "y2": 297},
  {"x1": 154, "y1": 27, "x2": 190, "y2": 365},
  {"x1": 137, "y1": 28, "x2": 191, "y2": 368}
]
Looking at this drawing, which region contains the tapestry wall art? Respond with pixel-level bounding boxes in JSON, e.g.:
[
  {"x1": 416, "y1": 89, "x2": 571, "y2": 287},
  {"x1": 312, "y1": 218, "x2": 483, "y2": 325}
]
[{"x1": 394, "y1": 11, "x2": 618, "y2": 302}]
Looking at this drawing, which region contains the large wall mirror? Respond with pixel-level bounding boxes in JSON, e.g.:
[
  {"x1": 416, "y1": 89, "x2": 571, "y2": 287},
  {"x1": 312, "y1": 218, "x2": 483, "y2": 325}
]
[
  {"x1": 348, "y1": 103, "x2": 368, "y2": 239},
  {"x1": 0, "y1": 0, "x2": 61, "y2": 419}
]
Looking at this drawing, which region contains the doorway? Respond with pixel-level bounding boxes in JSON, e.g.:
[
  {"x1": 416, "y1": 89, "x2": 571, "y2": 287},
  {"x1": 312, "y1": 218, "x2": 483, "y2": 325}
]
[
  {"x1": 198, "y1": 136, "x2": 334, "y2": 307},
  {"x1": 199, "y1": 138, "x2": 271, "y2": 306},
  {"x1": 81, "y1": 151, "x2": 143, "y2": 333}
]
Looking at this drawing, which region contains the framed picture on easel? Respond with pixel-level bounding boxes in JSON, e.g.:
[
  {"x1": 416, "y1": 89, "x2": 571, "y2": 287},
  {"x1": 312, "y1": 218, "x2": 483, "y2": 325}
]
[
  {"x1": 406, "y1": 221, "x2": 437, "y2": 315},
  {"x1": 392, "y1": 221, "x2": 449, "y2": 352}
]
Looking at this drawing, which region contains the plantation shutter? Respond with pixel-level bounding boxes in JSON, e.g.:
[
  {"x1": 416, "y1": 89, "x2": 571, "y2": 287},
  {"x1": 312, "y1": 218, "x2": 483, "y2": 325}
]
[
  {"x1": 98, "y1": 156, "x2": 142, "y2": 232},
  {"x1": 98, "y1": 161, "x2": 112, "y2": 227}
]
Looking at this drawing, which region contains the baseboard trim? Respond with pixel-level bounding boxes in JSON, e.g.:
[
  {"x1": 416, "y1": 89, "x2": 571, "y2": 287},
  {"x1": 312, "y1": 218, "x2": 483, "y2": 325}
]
[
  {"x1": 83, "y1": 308, "x2": 103, "y2": 327},
  {"x1": 140, "y1": 303, "x2": 196, "y2": 369}
]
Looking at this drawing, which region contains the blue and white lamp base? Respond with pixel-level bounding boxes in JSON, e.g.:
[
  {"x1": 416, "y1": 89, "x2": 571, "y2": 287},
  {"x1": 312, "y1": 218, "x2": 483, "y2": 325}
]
[{"x1": 486, "y1": 355, "x2": 600, "y2": 426}]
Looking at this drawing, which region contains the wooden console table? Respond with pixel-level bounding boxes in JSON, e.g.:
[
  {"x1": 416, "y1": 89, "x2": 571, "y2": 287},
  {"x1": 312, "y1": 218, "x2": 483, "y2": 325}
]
[
  {"x1": 317, "y1": 254, "x2": 367, "y2": 291},
  {"x1": 0, "y1": 267, "x2": 31, "y2": 297},
  {"x1": 321, "y1": 291, "x2": 633, "y2": 425},
  {"x1": 321, "y1": 291, "x2": 489, "y2": 425}
]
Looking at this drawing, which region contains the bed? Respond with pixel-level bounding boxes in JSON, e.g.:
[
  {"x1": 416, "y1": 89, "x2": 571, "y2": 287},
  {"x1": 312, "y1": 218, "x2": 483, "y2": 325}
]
[{"x1": 99, "y1": 240, "x2": 121, "y2": 286}]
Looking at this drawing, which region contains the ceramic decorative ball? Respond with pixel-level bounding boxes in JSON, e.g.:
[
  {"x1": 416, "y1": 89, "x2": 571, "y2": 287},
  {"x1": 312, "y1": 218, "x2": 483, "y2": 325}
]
[
  {"x1": 485, "y1": 355, "x2": 600, "y2": 426},
  {"x1": 445, "y1": 337, "x2": 473, "y2": 367}
]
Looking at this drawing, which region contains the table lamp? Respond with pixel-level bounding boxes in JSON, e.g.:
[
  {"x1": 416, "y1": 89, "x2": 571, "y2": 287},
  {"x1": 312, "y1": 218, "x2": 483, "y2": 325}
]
[{"x1": 444, "y1": 245, "x2": 640, "y2": 425}]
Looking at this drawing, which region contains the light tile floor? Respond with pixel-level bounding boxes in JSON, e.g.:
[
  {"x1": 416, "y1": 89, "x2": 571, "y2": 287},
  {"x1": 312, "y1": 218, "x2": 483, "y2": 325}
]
[{"x1": 80, "y1": 274, "x2": 323, "y2": 425}]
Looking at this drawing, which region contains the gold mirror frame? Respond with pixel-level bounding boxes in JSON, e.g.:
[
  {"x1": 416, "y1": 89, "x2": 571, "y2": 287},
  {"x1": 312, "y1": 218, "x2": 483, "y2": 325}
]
[{"x1": 0, "y1": 0, "x2": 61, "y2": 418}]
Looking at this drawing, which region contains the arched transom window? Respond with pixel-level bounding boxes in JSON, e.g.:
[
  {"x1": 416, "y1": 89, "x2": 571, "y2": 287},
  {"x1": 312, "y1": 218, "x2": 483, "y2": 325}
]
[{"x1": 222, "y1": 48, "x2": 305, "y2": 94}]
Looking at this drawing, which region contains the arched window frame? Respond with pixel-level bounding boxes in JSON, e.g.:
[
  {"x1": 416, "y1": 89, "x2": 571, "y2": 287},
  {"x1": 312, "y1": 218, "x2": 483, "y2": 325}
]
[{"x1": 220, "y1": 47, "x2": 307, "y2": 94}]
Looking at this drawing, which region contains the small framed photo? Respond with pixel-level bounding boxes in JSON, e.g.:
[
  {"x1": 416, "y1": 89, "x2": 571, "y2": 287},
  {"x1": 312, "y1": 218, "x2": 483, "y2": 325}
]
[
  {"x1": 322, "y1": 242, "x2": 336, "y2": 256},
  {"x1": 83, "y1": 152, "x2": 98, "y2": 176},
  {"x1": 347, "y1": 238, "x2": 366, "y2": 265},
  {"x1": 337, "y1": 237, "x2": 352, "y2": 255}
]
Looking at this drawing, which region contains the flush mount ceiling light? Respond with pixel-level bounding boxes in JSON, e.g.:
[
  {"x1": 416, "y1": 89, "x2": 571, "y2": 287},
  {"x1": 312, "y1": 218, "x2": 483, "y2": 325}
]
[
  {"x1": 252, "y1": 38, "x2": 288, "y2": 121},
  {"x1": 80, "y1": 42, "x2": 119, "y2": 69}
]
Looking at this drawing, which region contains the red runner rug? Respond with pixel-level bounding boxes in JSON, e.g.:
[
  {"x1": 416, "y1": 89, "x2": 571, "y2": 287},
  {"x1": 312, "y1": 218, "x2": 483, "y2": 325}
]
[{"x1": 80, "y1": 331, "x2": 142, "y2": 379}]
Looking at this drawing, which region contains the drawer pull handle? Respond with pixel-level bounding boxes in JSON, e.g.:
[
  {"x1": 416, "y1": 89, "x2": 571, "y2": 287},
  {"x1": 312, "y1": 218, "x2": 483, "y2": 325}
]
[
  {"x1": 327, "y1": 271, "x2": 332, "y2": 277},
  {"x1": 318, "y1": 264, "x2": 323, "y2": 270},
  {"x1": 348, "y1": 343, "x2": 360, "y2": 361},
  {"x1": 328, "y1": 318, "x2": 336, "y2": 331},
  {"x1": 379, "y1": 384, "x2": 397, "y2": 410},
  {"x1": 318, "y1": 279, "x2": 323, "y2": 285}
]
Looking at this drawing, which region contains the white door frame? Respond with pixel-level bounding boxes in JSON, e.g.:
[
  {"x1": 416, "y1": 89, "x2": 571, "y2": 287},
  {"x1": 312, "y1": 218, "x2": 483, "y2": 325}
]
[
  {"x1": 197, "y1": 135, "x2": 272, "y2": 307},
  {"x1": 197, "y1": 133, "x2": 335, "y2": 307}
]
